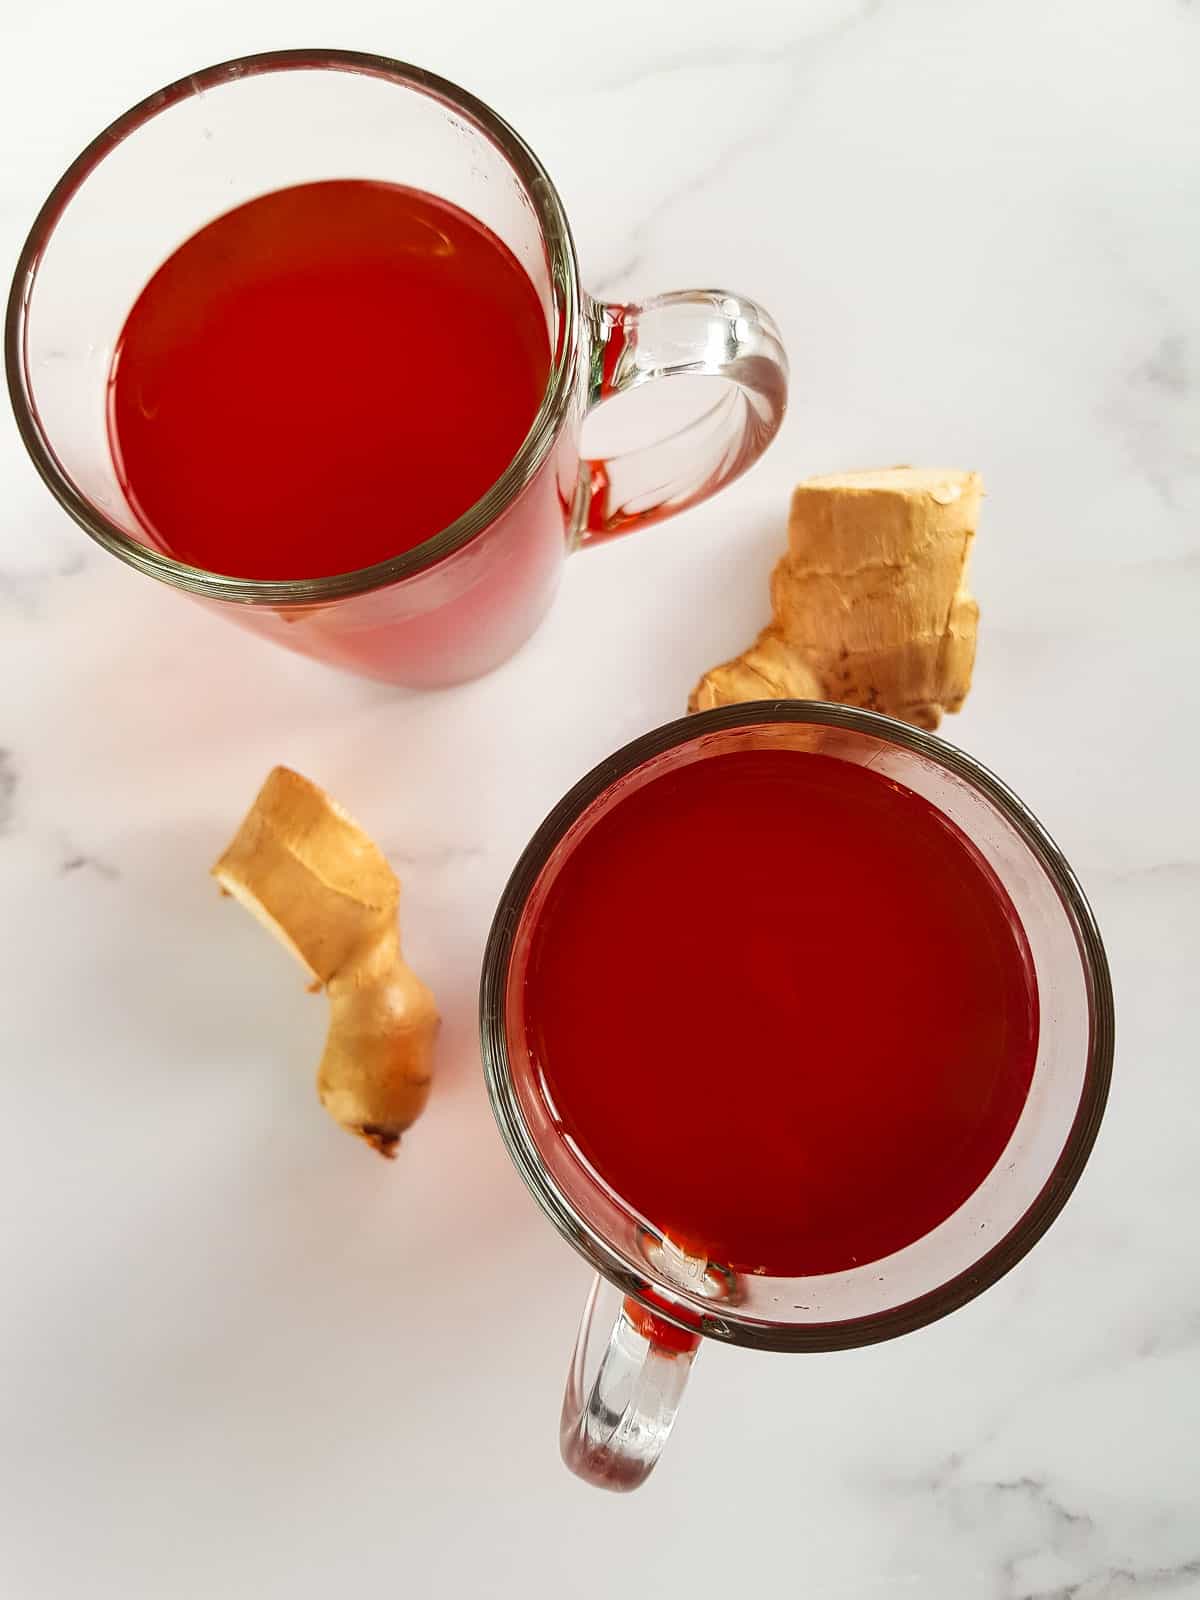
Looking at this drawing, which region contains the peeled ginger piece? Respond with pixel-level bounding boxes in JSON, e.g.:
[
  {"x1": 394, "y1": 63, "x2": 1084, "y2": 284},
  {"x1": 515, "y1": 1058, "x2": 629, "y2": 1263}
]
[{"x1": 213, "y1": 767, "x2": 439, "y2": 1157}]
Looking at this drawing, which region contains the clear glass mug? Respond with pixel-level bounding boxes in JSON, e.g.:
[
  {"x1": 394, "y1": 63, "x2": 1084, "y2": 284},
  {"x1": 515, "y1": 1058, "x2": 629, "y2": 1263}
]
[
  {"x1": 5, "y1": 49, "x2": 788, "y2": 689},
  {"x1": 480, "y1": 703, "x2": 1114, "y2": 1491}
]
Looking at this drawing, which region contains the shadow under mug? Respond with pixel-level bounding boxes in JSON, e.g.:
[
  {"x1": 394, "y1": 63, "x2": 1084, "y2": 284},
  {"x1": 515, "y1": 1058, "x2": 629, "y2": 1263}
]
[
  {"x1": 6, "y1": 49, "x2": 788, "y2": 689},
  {"x1": 480, "y1": 703, "x2": 1114, "y2": 1491}
]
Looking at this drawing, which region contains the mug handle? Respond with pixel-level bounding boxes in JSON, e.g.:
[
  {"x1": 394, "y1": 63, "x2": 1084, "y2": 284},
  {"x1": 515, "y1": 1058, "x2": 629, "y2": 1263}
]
[
  {"x1": 577, "y1": 290, "x2": 788, "y2": 545},
  {"x1": 560, "y1": 1275, "x2": 701, "y2": 1491}
]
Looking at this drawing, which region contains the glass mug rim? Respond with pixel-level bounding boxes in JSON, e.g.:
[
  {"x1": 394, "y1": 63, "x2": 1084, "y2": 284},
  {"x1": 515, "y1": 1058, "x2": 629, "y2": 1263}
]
[
  {"x1": 480, "y1": 700, "x2": 1115, "y2": 1355},
  {"x1": 4, "y1": 47, "x2": 583, "y2": 607}
]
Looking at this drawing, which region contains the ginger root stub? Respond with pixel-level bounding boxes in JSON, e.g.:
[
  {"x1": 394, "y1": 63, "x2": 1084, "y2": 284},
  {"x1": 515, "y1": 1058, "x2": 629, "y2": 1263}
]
[
  {"x1": 213, "y1": 767, "x2": 439, "y2": 1157},
  {"x1": 690, "y1": 467, "x2": 982, "y2": 730}
]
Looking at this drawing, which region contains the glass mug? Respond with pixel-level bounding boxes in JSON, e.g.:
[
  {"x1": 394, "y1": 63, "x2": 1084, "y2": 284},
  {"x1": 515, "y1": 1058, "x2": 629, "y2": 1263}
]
[
  {"x1": 480, "y1": 702, "x2": 1114, "y2": 1490},
  {"x1": 5, "y1": 49, "x2": 788, "y2": 689}
]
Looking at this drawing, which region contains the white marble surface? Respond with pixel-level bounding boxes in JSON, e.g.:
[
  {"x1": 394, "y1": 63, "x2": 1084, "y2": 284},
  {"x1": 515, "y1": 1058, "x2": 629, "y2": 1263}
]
[{"x1": 2, "y1": 0, "x2": 1199, "y2": 1593}]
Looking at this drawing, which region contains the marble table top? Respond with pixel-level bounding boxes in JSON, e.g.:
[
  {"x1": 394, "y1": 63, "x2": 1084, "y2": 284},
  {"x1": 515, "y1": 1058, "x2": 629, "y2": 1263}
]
[{"x1": 1, "y1": 0, "x2": 1197, "y2": 1594}]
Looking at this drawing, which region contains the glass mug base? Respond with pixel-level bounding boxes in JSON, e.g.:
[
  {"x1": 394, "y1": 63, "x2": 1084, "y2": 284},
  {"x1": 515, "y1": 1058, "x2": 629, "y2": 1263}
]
[
  {"x1": 6, "y1": 51, "x2": 788, "y2": 688},
  {"x1": 480, "y1": 703, "x2": 1114, "y2": 1490}
]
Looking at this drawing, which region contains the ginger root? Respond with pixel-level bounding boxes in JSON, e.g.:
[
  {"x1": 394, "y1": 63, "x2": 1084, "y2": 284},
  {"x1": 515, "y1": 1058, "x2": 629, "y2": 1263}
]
[
  {"x1": 689, "y1": 467, "x2": 982, "y2": 730},
  {"x1": 212, "y1": 767, "x2": 439, "y2": 1158}
]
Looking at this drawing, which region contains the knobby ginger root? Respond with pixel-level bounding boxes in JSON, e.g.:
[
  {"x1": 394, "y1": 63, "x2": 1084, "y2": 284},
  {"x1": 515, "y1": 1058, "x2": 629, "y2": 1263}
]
[
  {"x1": 689, "y1": 467, "x2": 982, "y2": 730},
  {"x1": 212, "y1": 767, "x2": 439, "y2": 1158}
]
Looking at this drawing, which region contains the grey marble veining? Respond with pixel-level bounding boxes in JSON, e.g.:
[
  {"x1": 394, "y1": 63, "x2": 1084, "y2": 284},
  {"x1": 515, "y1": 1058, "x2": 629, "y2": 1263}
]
[{"x1": 0, "y1": 748, "x2": 16, "y2": 832}]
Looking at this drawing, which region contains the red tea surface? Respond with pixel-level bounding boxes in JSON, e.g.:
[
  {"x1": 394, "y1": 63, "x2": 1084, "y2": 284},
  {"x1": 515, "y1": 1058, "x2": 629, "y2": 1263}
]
[
  {"x1": 108, "y1": 180, "x2": 550, "y2": 579},
  {"x1": 517, "y1": 749, "x2": 1039, "y2": 1276}
]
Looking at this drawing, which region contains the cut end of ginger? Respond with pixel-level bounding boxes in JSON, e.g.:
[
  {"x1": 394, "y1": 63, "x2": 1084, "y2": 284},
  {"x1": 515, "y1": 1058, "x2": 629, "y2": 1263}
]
[
  {"x1": 689, "y1": 466, "x2": 982, "y2": 730},
  {"x1": 213, "y1": 767, "x2": 439, "y2": 1158}
]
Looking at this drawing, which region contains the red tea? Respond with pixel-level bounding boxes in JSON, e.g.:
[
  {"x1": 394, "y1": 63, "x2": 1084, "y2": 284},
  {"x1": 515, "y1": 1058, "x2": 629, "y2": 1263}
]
[
  {"x1": 517, "y1": 749, "x2": 1039, "y2": 1277},
  {"x1": 107, "y1": 180, "x2": 551, "y2": 580}
]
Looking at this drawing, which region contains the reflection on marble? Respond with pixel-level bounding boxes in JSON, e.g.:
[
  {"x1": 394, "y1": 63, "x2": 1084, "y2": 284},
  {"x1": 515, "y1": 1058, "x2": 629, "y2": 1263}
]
[{"x1": 1, "y1": 0, "x2": 1198, "y2": 1595}]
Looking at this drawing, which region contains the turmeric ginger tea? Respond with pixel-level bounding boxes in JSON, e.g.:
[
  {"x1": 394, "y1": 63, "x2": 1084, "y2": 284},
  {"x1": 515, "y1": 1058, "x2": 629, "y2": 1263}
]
[
  {"x1": 107, "y1": 180, "x2": 550, "y2": 580},
  {"x1": 516, "y1": 749, "x2": 1038, "y2": 1276}
]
